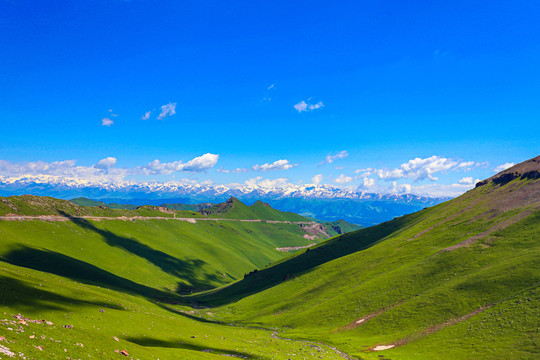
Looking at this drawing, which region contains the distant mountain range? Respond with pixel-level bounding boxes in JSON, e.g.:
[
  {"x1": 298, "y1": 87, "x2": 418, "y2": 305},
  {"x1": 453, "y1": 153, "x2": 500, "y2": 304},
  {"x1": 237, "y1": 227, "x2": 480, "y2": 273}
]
[{"x1": 0, "y1": 175, "x2": 448, "y2": 226}]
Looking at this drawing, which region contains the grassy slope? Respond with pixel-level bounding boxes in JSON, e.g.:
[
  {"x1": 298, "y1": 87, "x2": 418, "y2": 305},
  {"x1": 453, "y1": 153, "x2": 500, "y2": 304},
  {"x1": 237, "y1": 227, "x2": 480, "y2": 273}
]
[
  {"x1": 191, "y1": 165, "x2": 540, "y2": 359},
  {"x1": 0, "y1": 197, "x2": 341, "y2": 358},
  {"x1": 0, "y1": 195, "x2": 199, "y2": 218},
  {"x1": 0, "y1": 260, "x2": 346, "y2": 360},
  {"x1": 0, "y1": 218, "x2": 317, "y2": 296}
]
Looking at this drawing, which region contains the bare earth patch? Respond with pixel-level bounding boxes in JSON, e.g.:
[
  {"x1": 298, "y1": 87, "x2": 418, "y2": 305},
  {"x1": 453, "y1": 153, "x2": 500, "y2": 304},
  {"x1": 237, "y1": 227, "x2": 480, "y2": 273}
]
[{"x1": 441, "y1": 211, "x2": 531, "y2": 252}]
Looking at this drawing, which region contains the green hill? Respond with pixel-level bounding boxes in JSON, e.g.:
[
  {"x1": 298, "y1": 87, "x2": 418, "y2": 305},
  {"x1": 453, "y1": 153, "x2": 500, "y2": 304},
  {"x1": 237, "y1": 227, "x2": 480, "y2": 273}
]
[
  {"x1": 198, "y1": 197, "x2": 360, "y2": 239},
  {"x1": 0, "y1": 196, "x2": 344, "y2": 358},
  {"x1": 200, "y1": 197, "x2": 309, "y2": 222},
  {"x1": 0, "y1": 196, "x2": 328, "y2": 294},
  {"x1": 0, "y1": 195, "x2": 197, "y2": 218},
  {"x1": 190, "y1": 156, "x2": 540, "y2": 359},
  {"x1": 163, "y1": 202, "x2": 214, "y2": 212}
]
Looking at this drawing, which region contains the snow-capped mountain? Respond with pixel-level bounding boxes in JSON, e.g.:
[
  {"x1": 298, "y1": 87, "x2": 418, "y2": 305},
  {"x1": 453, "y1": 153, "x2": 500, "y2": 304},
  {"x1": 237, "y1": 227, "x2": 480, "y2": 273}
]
[
  {"x1": 0, "y1": 175, "x2": 449, "y2": 226},
  {"x1": 0, "y1": 175, "x2": 443, "y2": 202}
]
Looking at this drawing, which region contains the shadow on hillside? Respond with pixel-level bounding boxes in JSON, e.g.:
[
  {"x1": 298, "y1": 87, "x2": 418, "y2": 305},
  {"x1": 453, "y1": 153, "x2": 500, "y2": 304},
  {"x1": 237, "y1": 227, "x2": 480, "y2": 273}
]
[
  {"x1": 1, "y1": 246, "x2": 173, "y2": 299},
  {"x1": 191, "y1": 212, "x2": 420, "y2": 306},
  {"x1": 125, "y1": 336, "x2": 266, "y2": 359},
  {"x1": 57, "y1": 211, "x2": 229, "y2": 292},
  {"x1": 0, "y1": 275, "x2": 124, "y2": 311}
]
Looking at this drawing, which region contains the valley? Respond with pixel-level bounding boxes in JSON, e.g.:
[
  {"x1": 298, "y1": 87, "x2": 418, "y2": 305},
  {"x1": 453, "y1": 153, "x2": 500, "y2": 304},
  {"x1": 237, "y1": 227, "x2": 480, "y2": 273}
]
[
  {"x1": 3, "y1": 2, "x2": 538, "y2": 359},
  {"x1": 0, "y1": 156, "x2": 538, "y2": 359}
]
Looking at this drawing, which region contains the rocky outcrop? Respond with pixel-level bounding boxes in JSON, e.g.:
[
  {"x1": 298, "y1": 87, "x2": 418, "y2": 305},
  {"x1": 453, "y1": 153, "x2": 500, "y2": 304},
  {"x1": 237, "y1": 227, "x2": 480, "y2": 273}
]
[{"x1": 476, "y1": 155, "x2": 540, "y2": 188}]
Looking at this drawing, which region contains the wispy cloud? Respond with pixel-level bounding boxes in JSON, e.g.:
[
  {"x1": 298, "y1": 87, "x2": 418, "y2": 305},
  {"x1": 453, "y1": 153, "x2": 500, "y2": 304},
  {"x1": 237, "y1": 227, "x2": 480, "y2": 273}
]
[
  {"x1": 403, "y1": 182, "x2": 477, "y2": 198},
  {"x1": 494, "y1": 162, "x2": 514, "y2": 172},
  {"x1": 216, "y1": 167, "x2": 249, "y2": 174},
  {"x1": 294, "y1": 100, "x2": 324, "y2": 113},
  {"x1": 0, "y1": 154, "x2": 219, "y2": 181},
  {"x1": 319, "y1": 150, "x2": 348, "y2": 166},
  {"x1": 245, "y1": 176, "x2": 290, "y2": 188},
  {"x1": 373, "y1": 156, "x2": 480, "y2": 182},
  {"x1": 101, "y1": 118, "x2": 114, "y2": 127},
  {"x1": 252, "y1": 159, "x2": 297, "y2": 171},
  {"x1": 157, "y1": 103, "x2": 176, "y2": 120},
  {"x1": 267, "y1": 84, "x2": 274, "y2": 90},
  {"x1": 141, "y1": 111, "x2": 151, "y2": 120},
  {"x1": 0, "y1": 158, "x2": 129, "y2": 182}
]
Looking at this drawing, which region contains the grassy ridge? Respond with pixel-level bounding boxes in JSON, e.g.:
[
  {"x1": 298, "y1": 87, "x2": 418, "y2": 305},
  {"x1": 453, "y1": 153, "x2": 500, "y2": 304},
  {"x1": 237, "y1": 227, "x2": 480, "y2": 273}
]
[
  {"x1": 201, "y1": 198, "x2": 309, "y2": 222},
  {"x1": 191, "y1": 169, "x2": 540, "y2": 359},
  {"x1": 0, "y1": 195, "x2": 199, "y2": 218},
  {"x1": 0, "y1": 260, "x2": 347, "y2": 360}
]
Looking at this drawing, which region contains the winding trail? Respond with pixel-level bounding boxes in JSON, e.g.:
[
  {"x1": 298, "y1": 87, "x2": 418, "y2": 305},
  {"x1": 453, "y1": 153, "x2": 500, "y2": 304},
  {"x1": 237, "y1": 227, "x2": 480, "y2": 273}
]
[{"x1": 0, "y1": 214, "x2": 315, "y2": 225}]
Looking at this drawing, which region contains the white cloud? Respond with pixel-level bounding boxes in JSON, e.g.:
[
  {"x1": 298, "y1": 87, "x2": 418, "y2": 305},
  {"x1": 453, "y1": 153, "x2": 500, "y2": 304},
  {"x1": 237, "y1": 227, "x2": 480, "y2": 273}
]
[
  {"x1": 335, "y1": 174, "x2": 353, "y2": 184},
  {"x1": 458, "y1": 177, "x2": 474, "y2": 185},
  {"x1": 245, "y1": 176, "x2": 290, "y2": 188},
  {"x1": 142, "y1": 153, "x2": 219, "y2": 174},
  {"x1": 294, "y1": 99, "x2": 324, "y2": 113},
  {"x1": 294, "y1": 101, "x2": 308, "y2": 112},
  {"x1": 0, "y1": 159, "x2": 131, "y2": 183},
  {"x1": 456, "y1": 161, "x2": 475, "y2": 169},
  {"x1": 252, "y1": 159, "x2": 297, "y2": 171},
  {"x1": 374, "y1": 156, "x2": 475, "y2": 181},
  {"x1": 355, "y1": 168, "x2": 373, "y2": 176},
  {"x1": 312, "y1": 174, "x2": 323, "y2": 185},
  {"x1": 141, "y1": 111, "x2": 151, "y2": 120},
  {"x1": 157, "y1": 103, "x2": 176, "y2": 120},
  {"x1": 0, "y1": 154, "x2": 216, "y2": 184},
  {"x1": 267, "y1": 84, "x2": 274, "y2": 90},
  {"x1": 182, "y1": 153, "x2": 219, "y2": 172},
  {"x1": 362, "y1": 177, "x2": 376, "y2": 188},
  {"x1": 494, "y1": 162, "x2": 514, "y2": 173},
  {"x1": 101, "y1": 118, "x2": 114, "y2": 127},
  {"x1": 95, "y1": 157, "x2": 117, "y2": 170},
  {"x1": 308, "y1": 101, "x2": 324, "y2": 110},
  {"x1": 218, "y1": 159, "x2": 296, "y2": 174},
  {"x1": 319, "y1": 150, "x2": 349, "y2": 166}
]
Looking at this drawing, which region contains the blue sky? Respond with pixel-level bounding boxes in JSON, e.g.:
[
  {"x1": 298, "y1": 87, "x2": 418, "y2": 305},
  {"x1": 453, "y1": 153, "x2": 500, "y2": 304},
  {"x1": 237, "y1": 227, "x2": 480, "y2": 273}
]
[{"x1": 1, "y1": 0, "x2": 539, "y2": 197}]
